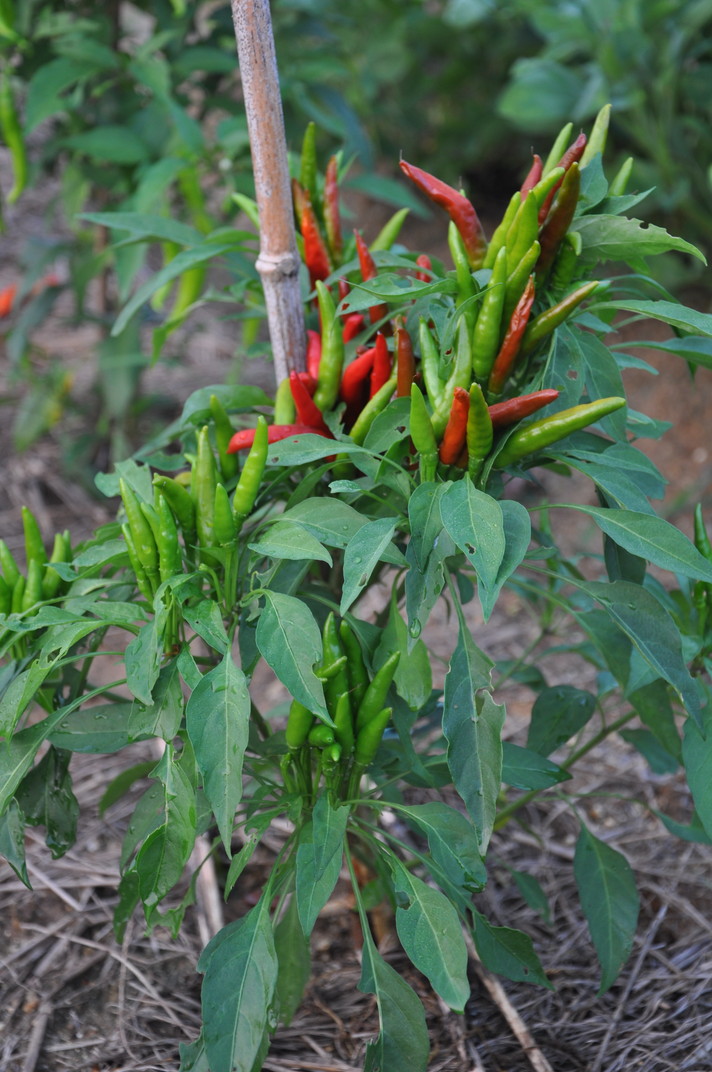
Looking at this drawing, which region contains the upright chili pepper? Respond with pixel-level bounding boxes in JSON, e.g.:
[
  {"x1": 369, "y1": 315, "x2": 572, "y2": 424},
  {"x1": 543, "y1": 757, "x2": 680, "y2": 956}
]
[
  {"x1": 121, "y1": 523, "x2": 154, "y2": 602},
  {"x1": 120, "y1": 479, "x2": 160, "y2": 591},
  {"x1": 542, "y1": 121, "x2": 574, "y2": 176},
  {"x1": 520, "y1": 154, "x2": 543, "y2": 196},
  {"x1": 467, "y1": 382, "x2": 493, "y2": 483},
  {"x1": 399, "y1": 159, "x2": 487, "y2": 268},
  {"x1": 340, "y1": 345, "x2": 377, "y2": 410},
  {"x1": 505, "y1": 190, "x2": 538, "y2": 271},
  {"x1": 353, "y1": 707, "x2": 392, "y2": 768},
  {"x1": 609, "y1": 157, "x2": 634, "y2": 197},
  {"x1": 339, "y1": 619, "x2": 370, "y2": 709},
  {"x1": 550, "y1": 233, "x2": 580, "y2": 292},
  {"x1": 10, "y1": 574, "x2": 25, "y2": 614},
  {"x1": 313, "y1": 280, "x2": 345, "y2": 412},
  {"x1": 22, "y1": 506, "x2": 46, "y2": 570},
  {"x1": 332, "y1": 691, "x2": 354, "y2": 755},
  {"x1": 154, "y1": 493, "x2": 183, "y2": 580},
  {"x1": 302, "y1": 199, "x2": 331, "y2": 288},
  {"x1": 472, "y1": 246, "x2": 507, "y2": 384},
  {"x1": 580, "y1": 103, "x2": 611, "y2": 167},
  {"x1": 488, "y1": 276, "x2": 536, "y2": 395},
  {"x1": 488, "y1": 388, "x2": 559, "y2": 429},
  {"x1": 536, "y1": 162, "x2": 581, "y2": 281},
  {"x1": 290, "y1": 370, "x2": 331, "y2": 434},
  {"x1": 448, "y1": 221, "x2": 478, "y2": 331},
  {"x1": 227, "y1": 423, "x2": 320, "y2": 452},
  {"x1": 192, "y1": 426, "x2": 218, "y2": 560},
  {"x1": 439, "y1": 387, "x2": 470, "y2": 465},
  {"x1": 521, "y1": 280, "x2": 599, "y2": 356},
  {"x1": 354, "y1": 230, "x2": 390, "y2": 327},
  {"x1": 323, "y1": 154, "x2": 343, "y2": 261},
  {"x1": 503, "y1": 240, "x2": 539, "y2": 328},
  {"x1": 306, "y1": 330, "x2": 322, "y2": 380},
  {"x1": 291, "y1": 177, "x2": 308, "y2": 224},
  {"x1": 0, "y1": 72, "x2": 27, "y2": 204},
  {"x1": 22, "y1": 559, "x2": 43, "y2": 612},
  {"x1": 153, "y1": 475, "x2": 197, "y2": 548},
  {"x1": 410, "y1": 383, "x2": 438, "y2": 483},
  {"x1": 483, "y1": 191, "x2": 520, "y2": 270},
  {"x1": 274, "y1": 376, "x2": 296, "y2": 424},
  {"x1": 0, "y1": 539, "x2": 20, "y2": 588},
  {"x1": 432, "y1": 316, "x2": 474, "y2": 436},
  {"x1": 42, "y1": 531, "x2": 71, "y2": 600},
  {"x1": 299, "y1": 121, "x2": 319, "y2": 209},
  {"x1": 369, "y1": 332, "x2": 392, "y2": 398},
  {"x1": 395, "y1": 320, "x2": 416, "y2": 398},
  {"x1": 0, "y1": 574, "x2": 10, "y2": 616},
  {"x1": 209, "y1": 394, "x2": 239, "y2": 482},
  {"x1": 538, "y1": 133, "x2": 587, "y2": 223},
  {"x1": 372, "y1": 207, "x2": 410, "y2": 253},
  {"x1": 694, "y1": 504, "x2": 712, "y2": 562},
  {"x1": 349, "y1": 374, "x2": 397, "y2": 445},
  {"x1": 415, "y1": 254, "x2": 432, "y2": 282},
  {"x1": 531, "y1": 166, "x2": 565, "y2": 222},
  {"x1": 355, "y1": 651, "x2": 400, "y2": 733},
  {"x1": 233, "y1": 415, "x2": 269, "y2": 531},
  {"x1": 494, "y1": 396, "x2": 626, "y2": 468},
  {"x1": 419, "y1": 318, "x2": 443, "y2": 407},
  {"x1": 342, "y1": 312, "x2": 365, "y2": 344}
]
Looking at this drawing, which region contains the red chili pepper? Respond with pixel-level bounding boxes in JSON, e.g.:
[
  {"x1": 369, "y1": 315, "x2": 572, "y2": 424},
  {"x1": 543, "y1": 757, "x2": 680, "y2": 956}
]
[
  {"x1": 487, "y1": 276, "x2": 536, "y2": 395},
  {"x1": 0, "y1": 284, "x2": 17, "y2": 318},
  {"x1": 355, "y1": 230, "x2": 390, "y2": 327},
  {"x1": 324, "y1": 154, "x2": 343, "y2": 261},
  {"x1": 369, "y1": 332, "x2": 392, "y2": 398},
  {"x1": 342, "y1": 312, "x2": 366, "y2": 343},
  {"x1": 301, "y1": 200, "x2": 331, "y2": 287},
  {"x1": 227, "y1": 424, "x2": 321, "y2": 453},
  {"x1": 520, "y1": 154, "x2": 543, "y2": 197},
  {"x1": 439, "y1": 386, "x2": 470, "y2": 465},
  {"x1": 296, "y1": 370, "x2": 317, "y2": 395},
  {"x1": 538, "y1": 132, "x2": 587, "y2": 223},
  {"x1": 399, "y1": 159, "x2": 487, "y2": 268},
  {"x1": 395, "y1": 320, "x2": 416, "y2": 398},
  {"x1": 306, "y1": 329, "x2": 322, "y2": 380},
  {"x1": 488, "y1": 389, "x2": 560, "y2": 429},
  {"x1": 289, "y1": 370, "x2": 331, "y2": 434},
  {"x1": 291, "y1": 178, "x2": 308, "y2": 224},
  {"x1": 415, "y1": 254, "x2": 432, "y2": 282},
  {"x1": 338, "y1": 277, "x2": 350, "y2": 304},
  {"x1": 340, "y1": 345, "x2": 377, "y2": 409}
]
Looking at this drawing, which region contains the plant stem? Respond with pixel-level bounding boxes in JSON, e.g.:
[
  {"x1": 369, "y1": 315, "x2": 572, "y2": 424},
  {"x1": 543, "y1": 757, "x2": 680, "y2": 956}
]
[{"x1": 230, "y1": 0, "x2": 306, "y2": 385}]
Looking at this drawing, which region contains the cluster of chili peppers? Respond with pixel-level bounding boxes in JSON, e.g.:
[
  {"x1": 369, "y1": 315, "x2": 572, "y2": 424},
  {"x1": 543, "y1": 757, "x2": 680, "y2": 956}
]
[
  {"x1": 283, "y1": 611, "x2": 400, "y2": 805},
  {"x1": 228, "y1": 106, "x2": 625, "y2": 481}
]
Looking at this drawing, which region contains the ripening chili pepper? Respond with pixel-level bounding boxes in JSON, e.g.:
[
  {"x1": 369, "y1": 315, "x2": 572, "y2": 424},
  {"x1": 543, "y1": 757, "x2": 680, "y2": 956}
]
[
  {"x1": 0, "y1": 73, "x2": 27, "y2": 204},
  {"x1": 531, "y1": 166, "x2": 565, "y2": 223},
  {"x1": 502, "y1": 241, "x2": 539, "y2": 328},
  {"x1": 0, "y1": 283, "x2": 16, "y2": 317},
  {"x1": 488, "y1": 388, "x2": 560, "y2": 429},
  {"x1": 338, "y1": 277, "x2": 350, "y2": 304},
  {"x1": 483, "y1": 190, "x2": 520, "y2": 270},
  {"x1": 395, "y1": 319, "x2": 416, "y2": 398},
  {"x1": 410, "y1": 383, "x2": 438, "y2": 483},
  {"x1": 120, "y1": 479, "x2": 160, "y2": 590},
  {"x1": 342, "y1": 312, "x2": 365, "y2": 344},
  {"x1": 472, "y1": 246, "x2": 507, "y2": 384},
  {"x1": 313, "y1": 280, "x2": 345, "y2": 412},
  {"x1": 432, "y1": 316, "x2": 474, "y2": 436},
  {"x1": 542, "y1": 122, "x2": 574, "y2": 176},
  {"x1": 354, "y1": 230, "x2": 389, "y2": 327},
  {"x1": 520, "y1": 154, "x2": 543, "y2": 197},
  {"x1": 339, "y1": 619, "x2": 370, "y2": 709},
  {"x1": 0, "y1": 539, "x2": 20, "y2": 588},
  {"x1": 153, "y1": 475, "x2": 197, "y2": 547},
  {"x1": 538, "y1": 133, "x2": 587, "y2": 223},
  {"x1": 467, "y1": 382, "x2": 493, "y2": 483},
  {"x1": 285, "y1": 699, "x2": 314, "y2": 751},
  {"x1": 494, "y1": 396, "x2": 626, "y2": 468},
  {"x1": 520, "y1": 280, "x2": 600, "y2": 357},
  {"x1": 580, "y1": 103, "x2": 611, "y2": 167},
  {"x1": 415, "y1": 253, "x2": 432, "y2": 282},
  {"x1": 227, "y1": 423, "x2": 320, "y2": 452},
  {"x1": 323, "y1": 154, "x2": 342, "y2": 261},
  {"x1": 301, "y1": 199, "x2": 331, "y2": 288},
  {"x1": 22, "y1": 506, "x2": 47, "y2": 570},
  {"x1": 232, "y1": 414, "x2": 269, "y2": 531},
  {"x1": 399, "y1": 159, "x2": 487, "y2": 268},
  {"x1": 536, "y1": 162, "x2": 581, "y2": 281},
  {"x1": 355, "y1": 651, "x2": 400, "y2": 733},
  {"x1": 209, "y1": 394, "x2": 239, "y2": 482},
  {"x1": 192, "y1": 426, "x2": 218, "y2": 561},
  {"x1": 340, "y1": 345, "x2": 377, "y2": 409},
  {"x1": 439, "y1": 387, "x2": 470, "y2": 465},
  {"x1": 488, "y1": 276, "x2": 536, "y2": 395},
  {"x1": 291, "y1": 177, "x2": 308, "y2": 224},
  {"x1": 369, "y1": 333, "x2": 392, "y2": 398},
  {"x1": 289, "y1": 370, "x2": 330, "y2": 434},
  {"x1": 349, "y1": 374, "x2": 397, "y2": 445},
  {"x1": 353, "y1": 707, "x2": 392, "y2": 768}
]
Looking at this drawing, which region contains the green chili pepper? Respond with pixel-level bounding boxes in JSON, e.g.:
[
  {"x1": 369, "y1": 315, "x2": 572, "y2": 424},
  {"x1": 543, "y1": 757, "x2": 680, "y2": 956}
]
[
  {"x1": 322, "y1": 611, "x2": 350, "y2": 711},
  {"x1": 273, "y1": 376, "x2": 296, "y2": 424},
  {"x1": 550, "y1": 233, "x2": 580, "y2": 293},
  {"x1": 354, "y1": 707, "x2": 392, "y2": 767},
  {"x1": 300, "y1": 121, "x2": 319, "y2": 211},
  {"x1": 520, "y1": 280, "x2": 599, "y2": 356},
  {"x1": 608, "y1": 156, "x2": 634, "y2": 197},
  {"x1": 42, "y1": 530, "x2": 71, "y2": 599},
  {"x1": 0, "y1": 72, "x2": 27, "y2": 204},
  {"x1": 285, "y1": 699, "x2": 314, "y2": 751},
  {"x1": 153, "y1": 475, "x2": 197, "y2": 549},
  {"x1": 432, "y1": 317, "x2": 473, "y2": 437},
  {"x1": 313, "y1": 280, "x2": 344, "y2": 412},
  {"x1": 323, "y1": 742, "x2": 343, "y2": 769},
  {"x1": 580, "y1": 103, "x2": 611, "y2": 167},
  {"x1": 483, "y1": 190, "x2": 520, "y2": 270},
  {"x1": 10, "y1": 574, "x2": 25, "y2": 614},
  {"x1": 233, "y1": 414, "x2": 268, "y2": 531},
  {"x1": 213, "y1": 483, "x2": 236, "y2": 548},
  {"x1": 503, "y1": 240, "x2": 540, "y2": 328},
  {"x1": 192, "y1": 426, "x2": 218, "y2": 559},
  {"x1": 121, "y1": 523, "x2": 154, "y2": 601},
  {"x1": 22, "y1": 558, "x2": 43, "y2": 612},
  {"x1": 339, "y1": 619, "x2": 369, "y2": 709},
  {"x1": 419, "y1": 319, "x2": 444, "y2": 407},
  {"x1": 153, "y1": 494, "x2": 183, "y2": 581},
  {"x1": 494, "y1": 396, "x2": 626, "y2": 468},
  {"x1": 371, "y1": 206, "x2": 410, "y2": 252},
  {"x1": 542, "y1": 122, "x2": 574, "y2": 175},
  {"x1": 410, "y1": 383, "x2": 438, "y2": 483},
  {"x1": 355, "y1": 652, "x2": 400, "y2": 733},
  {"x1": 323, "y1": 154, "x2": 343, "y2": 261},
  {"x1": 0, "y1": 573, "x2": 10, "y2": 616},
  {"x1": 530, "y1": 166, "x2": 565, "y2": 217},
  {"x1": 308, "y1": 723, "x2": 336, "y2": 748},
  {"x1": 471, "y1": 246, "x2": 507, "y2": 384},
  {"x1": 22, "y1": 506, "x2": 46, "y2": 570},
  {"x1": 332, "y1": 690, "x2": 354, "y2": 755},
  {"x1": 694, "y1": 504, "x2": 712, "y2": 561},
  {"x1": 467, "y1": 382, "x2": 493, "y2": 483},
  {"x1": 692, "y1": 504, "x2": 712, "y2": 635},
  {"x1": 209, "y1": 394, "x2": 239, "y2": 482},
  {"x1": 536, "y1": 162, "x2": 581, "y2": 281},
  {"x1": 0, "y1": 539, "x2": 20, "y2": 588},
  {"x1": 349, "y1": 374, "x2": 397, "y2": 445},
  {"x1": 504, "y1": 190, "x2": 538, "y2": 270},
  {"x1": 120, "y1": 479, "x2": 159, "y2": 590},
  {"x1": 448, "y1": 221, "x2": 477, "y2": 326}
]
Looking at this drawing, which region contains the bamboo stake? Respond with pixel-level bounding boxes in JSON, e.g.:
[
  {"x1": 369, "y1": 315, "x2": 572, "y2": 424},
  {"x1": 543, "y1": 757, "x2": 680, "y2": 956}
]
[{"x1": 230, "y1": 0, "x2": 306, "y2": 383}]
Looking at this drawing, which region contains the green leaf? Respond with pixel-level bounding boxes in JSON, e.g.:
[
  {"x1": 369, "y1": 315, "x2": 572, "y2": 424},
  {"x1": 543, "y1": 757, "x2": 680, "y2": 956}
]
[
  {"x1": 182, "y1": 602, "x2": 230, "y2": 656},
  {"x1": 64, "y1": 126, "x2": 151, "y2": 165},
  {"x1": 375, "y1": 591, "x2": 432, "y2": 712},
  {"x1": 573, "y1": 823, "x2": 639, "y2": 994},
  {"x1": 296, "y1": 794, "x2": 349, "y2": 936},
  {"x1": 619, "y1": 335, "x2": 712, "y2": 372},
  {"x1": 0, "y1": 799, "x2": 29, "y2": 886},
  {"x1": 26, "y1": 57, "x2": 100, "y2": 130},
  {"x1": 391, "y1": 859, "x2": 470, "y2": 1011},
  {"x1": 135, "y1": 746, "x2": 196, "y2": 914},
  {"x1": 560, "y1": 505, "x2": 712, "y2": 583},
  {"x1": 198, "y1": 898, "x2": 278, "y2": 1072},
  {"x1": 497, "y1": 58, "x2": 582, "y2": 131},
  {"x1": 501, "y1": 742, "x2": 571, "y2": 790},
  {"x1": 15, "y1": 746, "x2": 78, "y2": 858},
  {"x1": 407, "y1": 481, "x2": 445, "y2": 572},
  {"x1": 99, "y1": 762, "x2": 156, "y2": 816},
  {"x1": 283, "y1": 498, "x2": 406, "y2": 566},
  {"x1": 186, "y1": 653, "x2": 250, "y2": 853},
  {"x1": 619, "y1": 729, "x2": 679, "y2": 775},
  {"x1": 255, "y1": 592, "x2": 329, "y2": 723},
  {"x1": 266, "y1": 435, "x2": 368, "y2": 467},
  {"x1": 397, "y1": 801, "x2": 487, "y2": 894},
  {"x1": 478, "y1": 499, "x2": 531, "y2": 621},
  {"x1": 443, "y1": 619, "x2": 500, "y2": 854},
  {"x1": 511, "y1": 871, "x2": 551, "y2": 923},
  {"x1": 249, "y1": 521, "x2": 333, "y2": 565},
  {"x1": 472, "y1": 911, "x2": 553, "y2": 988},
  {"x1": 440, "y1": 481, "x2": 505, "y2": 616},
  {"x1": 682, "y1": 703, "x2": 712, "y2": 840},
  {"x1": 358, "y1": 932, "x2": 429, "y2": 1072},
  {"x1": 0, "y1": 709, "x2": 71, "y2": 814},
  {"x1": 578, "y1": 580, "x2": 699, "y2": 720},
  {"x1": 80, "y1": 210, "x2": 201, "y2": 247},
  {"x1": 596, "y1": 299, "x2": 712, "y2": 338},
  {"x1": 573, "y1": 215, "x2": 706, "y2": 265},
  {"x1": 0, "y1": 657, "x2": 60, "y2": 735},
  {"x1": 125, "y1": 613, "x2": 167, "y2": 707},
  {"x1": 629, "y1": 680, "x2": 681, "y2": 761},
  {"x1": 274, "y1": 895, "x2": 311, "y2": 1026},
  {"x1": 341, "y1": 517, "x2": 399, "y2": 614},
  {"x1": 526, "y1": 685, "x2": 597, "y2": 757},
  {"x1": 128, "y1": 660, "x2": 184, "y2": 742},
  {"x1": 49, "y1": 703, "x2": 138, "y2": 753}
]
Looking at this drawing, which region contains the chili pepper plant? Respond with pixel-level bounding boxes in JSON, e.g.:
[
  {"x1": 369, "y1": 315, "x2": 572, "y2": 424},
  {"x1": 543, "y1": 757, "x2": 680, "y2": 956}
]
[{"x1": 2, "y1": 99, "x2": 712, "y2": 1072}]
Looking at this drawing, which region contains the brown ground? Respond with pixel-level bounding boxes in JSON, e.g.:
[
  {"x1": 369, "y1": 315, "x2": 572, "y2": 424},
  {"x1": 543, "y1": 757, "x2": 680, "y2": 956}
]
[{"x1": 1, "y1": 166, "x2": 711, "y2": 1072}]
